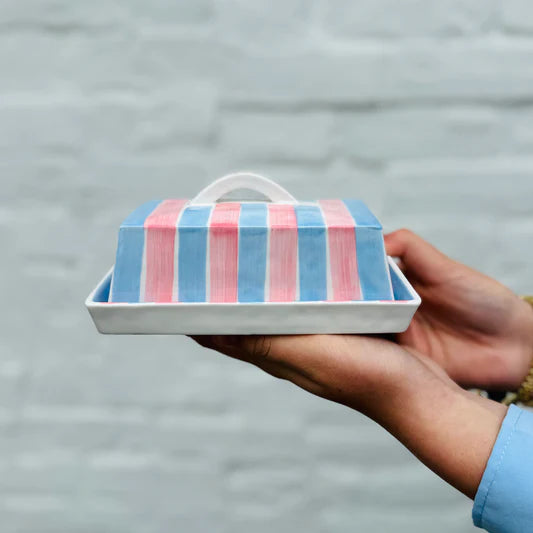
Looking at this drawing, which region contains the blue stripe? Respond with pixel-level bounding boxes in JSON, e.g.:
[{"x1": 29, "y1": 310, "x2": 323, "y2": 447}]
[
  {"x1": 238, "y1": 203, "x2": 268, "y2": 303},
  {"x1": 178, "y1": 205, "x2": 212, "y2": 302},
  {"x1": 295, "y1": 205, "x2": 327, "y2": 301},
  {"x1": 343, "y1": 200, "x2": 393, "y2": 301},
  {"x1": 342, "y1": 199, "x2": 382, "y2": 228},
  {"x1": 111, "y1": 200, "x2": 162, "y2": 302},
  {"x1": 389, "y1": 262, "x2": 413, "y2": 301}
]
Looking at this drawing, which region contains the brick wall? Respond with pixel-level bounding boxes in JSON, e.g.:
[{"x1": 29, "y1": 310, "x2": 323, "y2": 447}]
[{"x1": 3, "y1": 1, "x2": 533, "y2": 531}]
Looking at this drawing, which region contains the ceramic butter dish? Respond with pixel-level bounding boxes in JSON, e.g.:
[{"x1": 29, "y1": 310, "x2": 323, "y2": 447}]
[{"x1": 87, "y1": 173, "x2": 420, "y2": 334}]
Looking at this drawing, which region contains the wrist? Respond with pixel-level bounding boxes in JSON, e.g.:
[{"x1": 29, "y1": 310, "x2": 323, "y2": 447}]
[
  {"x1": 373, "y1": 368, "x2": 506, "y2": 498},
  {"x1": 492, "y1": 296, "x2": 533, "y2": 391},
  {"x1": 520, "y1": 296, "x2": 533, "y2": 365},
  {"x1": 512, "y1": 297, "x2": 533, "y2": 388},
  {"x1": 363, "y1": 350, "x2": 456, "y2": 427},
  {"x1": 500, "y1": 296, "x2": 533, "y2": 402}
]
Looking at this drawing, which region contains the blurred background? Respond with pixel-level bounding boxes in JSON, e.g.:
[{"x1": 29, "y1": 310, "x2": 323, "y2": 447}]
[{"x1": 2, "y1": 0, "x2": 533, "y2": 531}]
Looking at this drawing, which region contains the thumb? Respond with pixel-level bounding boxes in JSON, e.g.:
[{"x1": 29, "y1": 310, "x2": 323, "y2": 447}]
[{"x1": 384, "y1": 229, "x2": 455, "y2": 284}]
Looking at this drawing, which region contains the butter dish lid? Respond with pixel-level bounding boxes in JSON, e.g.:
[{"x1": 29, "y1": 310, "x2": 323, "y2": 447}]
[{"x1": 110, "y1": 173, "x2": 393, "y2": 304}]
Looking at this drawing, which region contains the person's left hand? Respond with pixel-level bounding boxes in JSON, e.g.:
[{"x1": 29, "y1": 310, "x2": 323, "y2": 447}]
[
  {"x1": 384, "y1": 230, "x2": 533, "y2": 391},
  {"x1": 192, "y1": 334, "x2": 433, "y2": 418},
  {"x1": 191, "y1": 333, "x2": 507, "y2": 499}
]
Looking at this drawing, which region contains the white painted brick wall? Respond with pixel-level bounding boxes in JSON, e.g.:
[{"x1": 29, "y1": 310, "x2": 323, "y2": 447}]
[
  {"x1": 2, "y1": 1, "x2": 533, "y2": 531},
  {"x1": 321, "y1": 0, "x2": 501, "y2": 38}
]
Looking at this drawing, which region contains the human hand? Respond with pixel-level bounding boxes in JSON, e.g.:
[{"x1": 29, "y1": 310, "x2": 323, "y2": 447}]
[
  {"x1": 191, "y1": 229, "x2": 531, "y2": 497},
  {"x1": 192, "y1": 333, "x2": 506, "y2": 498},
  {"x1": 193, "y1": 334, "x2": 435, "y2": 417},
  {"x1": 385, "y1": 230, "x2": 533, "y2": 390}
]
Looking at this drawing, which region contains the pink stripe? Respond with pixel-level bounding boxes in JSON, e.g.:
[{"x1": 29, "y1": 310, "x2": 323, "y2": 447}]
[
  {"x1": 268, "y1": 204, "x2": 297, "y2": 302},
  {"x1": 319, "y1": 200, "x2": 361, "y2": 301},
  {"x1": 144, "y1": 199, "x2": 187, "y2": 302},
  {"x1": 209, "y1": 203, "x2": 240, "y2": 303}
]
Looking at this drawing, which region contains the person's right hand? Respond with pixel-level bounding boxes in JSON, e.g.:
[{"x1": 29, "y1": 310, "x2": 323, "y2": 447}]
[{"x1": 385, "y1": 229, "x2": 533, "y2": 390}]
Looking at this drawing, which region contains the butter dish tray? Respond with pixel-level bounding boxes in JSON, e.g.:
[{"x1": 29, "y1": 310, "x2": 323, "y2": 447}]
[{"x1": 86, "y1": 257, "x2": 420, "y2": 335}]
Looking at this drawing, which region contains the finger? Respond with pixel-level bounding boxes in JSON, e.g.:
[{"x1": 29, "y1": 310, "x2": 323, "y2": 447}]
[
  {"x1": 384, "y1": 229, "x2": 454, "y2": 284},
  {"x1": 191, "y1": 334, "x2": 271, "y2": 359},
  {"x1": 193, "y1": 334, "x2": 321, "y2": 380},
  {"x1": 190, "y1": 335, "x2": 292, "y2": 370},
  {"x1": 192, "y1": 334, "x2": 368, "y2": 392},
  {"x1": 190, "y1": 334, "x2": 330, "y2": 397},
  {"x1": 191, "y1": 335, "x2": 238, "y2": 350},
  {"x1": 191, "y1": 334, "x2": 414, "y2": 412}
]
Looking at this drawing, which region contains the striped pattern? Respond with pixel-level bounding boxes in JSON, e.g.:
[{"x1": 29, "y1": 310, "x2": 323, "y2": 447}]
[
  {"x1": 111, "y1": 200, "x2": 163, "y2": 303},
  {"x1": 294, "y1": 205, "x2": 327, "y2": 301},
  {"x1": 238, "y1": 203, "x2": 268, "y2": 303},
  {"x1": 144, "y1": 199, "x2": 188, "y2": 302},
  {"x1": 268, "y1": 204, "x2": 298, "y2": 302},
  {"x1": 110, "y1": 200, "x2": 394, "y2": 303},
  {"x1": 177, "y1": 205, "x2": 211, "y2": 302},
  {"x1": 319, "y1": 200, "x2": 361, "y2": 302},
  {"x1": 209, "y1": 203, "x2": 241, "y2": 303}
]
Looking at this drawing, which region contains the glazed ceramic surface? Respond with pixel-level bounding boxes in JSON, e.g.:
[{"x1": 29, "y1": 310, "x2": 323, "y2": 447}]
[
  {"x1": 87, "y1": 257, "x2": 420, "y2": 335},
  {"x1": 88, "y1": 173, "x2": 421, "y2": 334},
  {"x1": 109, "y1": 173, "x2": 394, "y2": 304}
]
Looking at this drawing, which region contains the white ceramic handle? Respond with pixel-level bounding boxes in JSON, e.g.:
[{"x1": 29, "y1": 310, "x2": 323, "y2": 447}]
[{"x1": 190, "y1": 172, "x2": 297, "y2": 205}]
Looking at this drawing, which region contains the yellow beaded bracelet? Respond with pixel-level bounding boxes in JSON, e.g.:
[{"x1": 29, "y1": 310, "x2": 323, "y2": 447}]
[{"x1": 502, "y1": 296, "x2": 533, "y2": 407}]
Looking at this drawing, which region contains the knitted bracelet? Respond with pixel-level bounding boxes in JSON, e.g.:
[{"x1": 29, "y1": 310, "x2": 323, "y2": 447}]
[{"x1": 502, "y1": 296, "x2": 533, "y2": 406}]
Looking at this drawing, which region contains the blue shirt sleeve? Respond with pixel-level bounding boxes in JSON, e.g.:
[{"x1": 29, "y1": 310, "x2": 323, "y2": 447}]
[{"x1": 473, "y1": 404, "x2": 533, "y2": 532}]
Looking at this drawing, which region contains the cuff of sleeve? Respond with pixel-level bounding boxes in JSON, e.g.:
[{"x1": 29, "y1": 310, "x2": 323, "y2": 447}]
[{"x1": 472, "y1": 404, "x2": 524, "y2": 531}]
